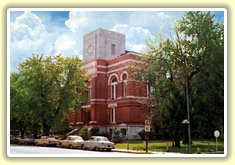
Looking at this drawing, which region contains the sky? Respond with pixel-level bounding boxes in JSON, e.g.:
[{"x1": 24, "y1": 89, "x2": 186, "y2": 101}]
[{"x1": 9, "y1": 9, "x2": 224, "y2": 72}]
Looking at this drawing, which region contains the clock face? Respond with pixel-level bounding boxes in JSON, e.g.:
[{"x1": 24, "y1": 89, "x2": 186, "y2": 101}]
[{"x1": 87, "y1": 45, "x2": 93, "y2": 54}]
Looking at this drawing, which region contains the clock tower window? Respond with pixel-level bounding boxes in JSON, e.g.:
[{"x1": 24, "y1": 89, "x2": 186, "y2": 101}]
[{"x1": 111, "y1": 44, "x2": 116, "y2": 55}]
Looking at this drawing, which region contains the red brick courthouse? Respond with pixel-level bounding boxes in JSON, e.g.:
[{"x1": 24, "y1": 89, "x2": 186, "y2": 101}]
[{"x1": 69, "y1": 28, "x2": 150, "y2": 140}]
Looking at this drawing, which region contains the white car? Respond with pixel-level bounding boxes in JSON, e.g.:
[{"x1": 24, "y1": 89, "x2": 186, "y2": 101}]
[
  {"x1": 35, "y1": 136, "x2": 60, "y2": 147},
  {"x1": 61, "y1": 135, "x2": 83, "y2": 149},
  {"x1": 81, "y1": 136, "x2": 115, "y2": 151}
]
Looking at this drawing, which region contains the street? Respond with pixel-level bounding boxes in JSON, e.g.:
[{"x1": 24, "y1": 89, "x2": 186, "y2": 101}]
[{"x1": 9, "y1": 144, "x2": 130, "y2": 156}]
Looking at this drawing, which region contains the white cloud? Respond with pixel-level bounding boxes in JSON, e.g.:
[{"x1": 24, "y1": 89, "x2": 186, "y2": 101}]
[
  {"x1": 129, "y1": 11, "x2": 175, "y2": 36},
  {"x1": 11, "y1": 11, "x2": 47, "y2": 41},
  {"x1": 110, "y1": 23, "x2": 153, "y2": 53},
  {"x1": 157, "y1": 12, "x2": 171, "y2": 19},
  {"x1": 65, "y1": 11, "x2": 88, "y2": 33},
  {"x1": 10, "y1": 10, "x2": 185, "y2": 72},
  {"x1": 126, "y1": 42, "x2": 146, "y2": 53},
  {"x1": 54, "y1": 34, "x2": 80, "y2": 57},
  {"x1": 10, "y1": 11, "x2": 84, "y2": 72},
  {"x1": 130, "y1": 11, "x2": 158, "y2": 27},
  {"x1": 10, "y1": 11, "x2": 55, "y2": 72},
  {"x1": 64, "y1": 11, "x2": 153, "y2": 56}
]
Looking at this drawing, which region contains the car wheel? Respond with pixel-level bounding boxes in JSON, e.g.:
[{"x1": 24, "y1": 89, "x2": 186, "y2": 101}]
[
  {"x1": 107, "y1": 149, "x2": 112, "y2": 152},
  {"x1": 69, "y1": 144, "x2": 73, "y2": 149},
  {"x1": 35, "y1": 142, "x2": 38, "y2": 146},
  {"x1": 24, "y1": 142, "x2": 28, "y2": 145},
  {"x1": 81, "y1": 145, "x2": 85, "y2": 150},
  {"x1": 43, "y1": 143, "x2": 47, "y2": 147},
  {"x1": 95, "y1": 147, "x2": 99, "y2": 151}
]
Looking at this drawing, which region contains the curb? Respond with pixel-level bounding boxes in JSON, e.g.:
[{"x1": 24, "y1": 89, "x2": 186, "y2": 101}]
[{"x1": 112, "y1": 149, "x2": 182, "y2": 154}]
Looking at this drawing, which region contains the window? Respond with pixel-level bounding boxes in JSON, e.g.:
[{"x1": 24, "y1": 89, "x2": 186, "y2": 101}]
[
  {"x1": 111, "y1": 77, "x2": 117, "y2": 100},
  {"x1": 111, "y1": 44, "x2": 116, "y2": 55},
  {"x1": 88, "y1": 81, "x2": 92, "y2": 101},
  {"x1": 147, "y1": 84, "x2": 154, "y2": 98},
  {"x1": 121, "y1": 129, "x2": 126, "y2": 136},
  {"x1": 123, "y1": 81, "x2": 127, "y2": 98},
  {"x1": 110, "y1": 108, "x2": 116, "y2": 123},
  {"x1": 122, "y1": 74, "x2": 127, "y2": 98}
]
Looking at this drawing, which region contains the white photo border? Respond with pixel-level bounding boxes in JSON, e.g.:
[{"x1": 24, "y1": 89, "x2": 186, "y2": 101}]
[{"x1": 7, "y1": 8, "x2": 227, "y2": 158}]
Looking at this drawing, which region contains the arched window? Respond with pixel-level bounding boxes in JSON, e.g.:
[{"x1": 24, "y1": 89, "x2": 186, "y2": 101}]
[{"x1": 111, "y1": 76, "x2": 118, "y2": 100}]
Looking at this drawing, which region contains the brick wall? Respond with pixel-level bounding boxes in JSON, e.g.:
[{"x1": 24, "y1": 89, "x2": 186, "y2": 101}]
[{"x1": 69, "y1": 53, "x2": 149, "y2": 134}]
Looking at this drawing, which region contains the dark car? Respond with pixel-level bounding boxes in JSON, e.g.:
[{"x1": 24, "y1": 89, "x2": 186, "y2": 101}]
[
  {"x1": 18, "y1": 138, "x2": 35, "y2": 145},
  {"x1": 10, "y1": 135, "x2": 21, "y2": 144}
]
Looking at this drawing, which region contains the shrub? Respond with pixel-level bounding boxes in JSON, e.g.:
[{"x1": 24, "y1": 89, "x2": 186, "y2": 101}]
[
  {"x1": 138, "y1": 130, "x2": 159, "y2": 140},
  {"x1": 90, "y1": 127, "x2": 99, "y2": 136},
  {"x1": 79, "y1": 126, "x2": 88, "y2": 140},
  {"x1": 98, "y1": 132, "x2": 108, "y2": 138},
  {"x1": 138, "y1": 130, "x2": 147, "y2": 140}
]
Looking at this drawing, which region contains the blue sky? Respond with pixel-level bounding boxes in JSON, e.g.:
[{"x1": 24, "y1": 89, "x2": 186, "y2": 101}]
[{"x1": 9, "y1": 9, "x2": 224, "y2": 72}]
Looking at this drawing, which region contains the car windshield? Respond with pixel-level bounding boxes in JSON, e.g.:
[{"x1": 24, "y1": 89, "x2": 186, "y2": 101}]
[
  {"x1": 72, "y1": 137, "x2": 83, "y2": 140},
  {"x1": 47, "y1": 137, "x2": 55, "y2": 140},
  {"x1": 97, "y1": 137, "x2": 109, "y2": 141}
]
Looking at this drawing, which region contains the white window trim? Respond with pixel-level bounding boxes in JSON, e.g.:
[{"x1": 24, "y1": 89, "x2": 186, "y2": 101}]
[
  {"x1": 109, "y1": 74, "x2": 118, "y2": 100},
  {"x1": 111, "y1": 83, "x2": 117, "y2": 100},
  {"x1": 123, "y1": 80, "x2": 127, "y2": 98},
  {"x1": 110, "y1": 108, "x2": 116, "y2": 123},
  {"x1": 108, "y1": 59, "x2": 141, "y2": 68},
  {"x1": 108, "y1": 73, "x2": 119, "y2": 85},
  {"x1": 120, "y1": 71, "x2": 129, "y2": 81}
]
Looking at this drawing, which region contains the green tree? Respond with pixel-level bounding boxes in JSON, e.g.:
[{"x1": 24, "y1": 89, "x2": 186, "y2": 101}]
[
  {"x1": 10, "y1": 72, "x2": 36, "y2": 138},
  {"x1": 190, "y1": 29, "x2": 224, "y2": 138},
  {"x1": 132, "y1": 11, "x2": 224, "y2": 147},
  {"x1": 11, "y1": 54, "x2": 87, "y2": 136},
  {"x1": 177, "y1": 11, "x2": 224, "y2": 138}
]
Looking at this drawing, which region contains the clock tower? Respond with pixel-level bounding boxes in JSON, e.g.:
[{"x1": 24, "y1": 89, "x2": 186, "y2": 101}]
[
  {"x1": 83, "y1": 28, "x2": 126, "y2": 63},
  {"x1": 70, "y1": 28, "x2": 148, "y2": 140}
]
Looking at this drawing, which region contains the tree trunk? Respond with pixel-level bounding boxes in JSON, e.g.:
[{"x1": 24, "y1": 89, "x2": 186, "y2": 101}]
[
  {"x1": 20, "y1": 124, "x2": 26, "y2": 138},
  {"x1": 33, "y1": 130, "x2": 38, "y2": 139},
  {"x1": 175, "y1": 139, "x2": 181, "y2": 148},
  {"x1": 43, "y1": 122, "x2": 51, "y2": 136},
  {"x1": 20, "y1": 129, "x2": 25, "y2": 139}
]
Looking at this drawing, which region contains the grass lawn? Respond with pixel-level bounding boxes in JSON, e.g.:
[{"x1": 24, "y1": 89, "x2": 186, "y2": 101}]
[{"x1": 115, "y1": 139, "x2": 224, "y2": 154}]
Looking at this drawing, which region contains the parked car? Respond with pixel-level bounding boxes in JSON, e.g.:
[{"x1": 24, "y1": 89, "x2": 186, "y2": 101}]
[
  {"x1": 81, "y1": 136, "x2": 115, "y2": 151},
  {"x1": 18, "y1": 137, "x2": 35, "y2": 145},
  {"x1": 10, "y1": 135, "x2": 21, "y2": 144},
  {"x1": 61, "y1": 135, "x2": 83, "y2": 149},
  {"x1": 35, "y1": 136, "x2": 60, "y2": 147}
]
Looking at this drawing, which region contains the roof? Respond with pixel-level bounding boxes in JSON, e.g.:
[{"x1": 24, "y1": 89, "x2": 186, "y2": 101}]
[
  {"x1": 120, "y1": 50, "x2": 144, "y2": 56},
  {"x1": 90, "y1": 136, "x2": 107, "y2": 138}
]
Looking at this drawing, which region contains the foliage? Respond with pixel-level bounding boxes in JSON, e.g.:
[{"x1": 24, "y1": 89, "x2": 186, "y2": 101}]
[
  {"x1": 90, "y1": 127, "x2": 100, "y2": 136},
  {"x1": 138, "y1": 130, "x2": 158, "y2": 140},
  {"x1": 132, "y1": 11, "x2": 224, "y2": 147},
  {"x1": 10, "y1": 72, "x2": 33, "y2": 138},
  {"x1": 138, "y1": 130, "x2": 147, "y2": 140},
  {"x1": 79, "y1": 126, "x2": 89, "y2": 140},
  {"x1": 10, "y1": 54, "x2": 87, "y2": 136}
]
